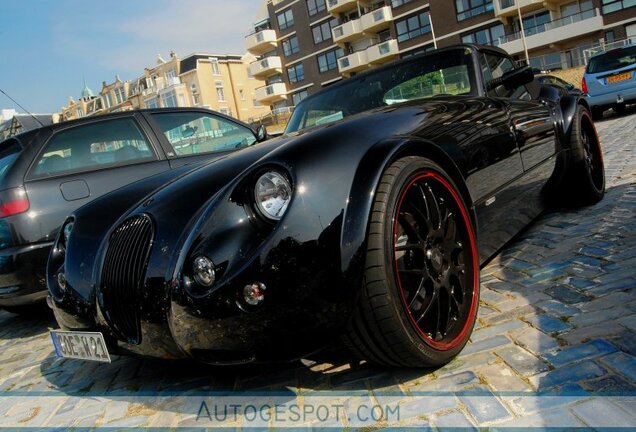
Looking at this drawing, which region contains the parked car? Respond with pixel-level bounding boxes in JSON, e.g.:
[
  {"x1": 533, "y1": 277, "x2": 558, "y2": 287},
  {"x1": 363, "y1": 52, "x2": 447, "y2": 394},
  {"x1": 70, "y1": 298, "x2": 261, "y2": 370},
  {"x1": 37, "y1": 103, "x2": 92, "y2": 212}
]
[
  {"x1": 0, "y1": 108, "x2": 267, "y2": 314},
  {"x1": 48, "y1": 45, "x2": 604, "y2": 368},
  {"x1": 536, "y1": 74, "x2": 582, "y2": 95},
  {"x1": 583, "y1": 45, "x2": 636, "y2": 119}
]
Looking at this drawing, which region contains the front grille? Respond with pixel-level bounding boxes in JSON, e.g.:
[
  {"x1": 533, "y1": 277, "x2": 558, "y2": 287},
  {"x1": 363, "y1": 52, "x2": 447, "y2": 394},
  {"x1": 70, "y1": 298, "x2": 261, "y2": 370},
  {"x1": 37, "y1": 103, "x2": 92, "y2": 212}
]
[{"x1": 100, "y1": 215, "x2": 153, "y2": 344}]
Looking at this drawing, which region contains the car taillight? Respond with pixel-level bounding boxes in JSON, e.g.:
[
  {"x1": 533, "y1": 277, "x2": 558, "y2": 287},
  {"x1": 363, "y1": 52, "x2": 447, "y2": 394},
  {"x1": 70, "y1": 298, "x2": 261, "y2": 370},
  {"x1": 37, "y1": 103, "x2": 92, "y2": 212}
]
[
  {"x1": 582, "y1": 77, "x2": 588, "y2": 94},
  {"x1": 0, "y1": 187, "x2": 30, "y2": 217}
]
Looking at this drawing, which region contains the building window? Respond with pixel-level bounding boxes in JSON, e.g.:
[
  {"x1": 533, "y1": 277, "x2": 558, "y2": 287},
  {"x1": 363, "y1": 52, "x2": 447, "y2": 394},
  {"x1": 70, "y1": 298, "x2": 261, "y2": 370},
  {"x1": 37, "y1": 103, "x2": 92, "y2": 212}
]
[
  {"x1": 215, "y1": 80, "x2": 225, "y2": 101},
  {"x1": 103, "y1": 93, "x2": 113, "y2": 109},
  {"x1": 75, "y1": 107, "x2": 83, "y2": 118},
  {"x1": 161, "y1": 91, "x2": 178, "y2": 107},
  {"x1": 307, "y1": 0, "x2": 326, "y2": 16},
  {"x1": 210, "y1": 58, "x2": 221, "y2": 75},
  {"x1": 287, "y1": 63, "x2": 305, "y2": 83},
  {"x1": 253, "y1": 99, "x2": 263, "y2": 107},
  {"x1": 396, "y1": 11, "x2": 431, "y2": 43},
  {"x1": 391, "y1": 0, "x2": 414, "y2": 7},
  {"x1": 317, "y1": 48, "x2": 344, "y2": 73},
  {"x1": 455, "y1": 0, "x2": 493, "y2": 22},
  {"x1": 114, "y1": 87, "x2": 126, "y2": 104},
  {"x1": 606, "y1": 30, "x2": 616, "y2": 43},
  {"x1": 239, "y1": 89, "x2": 245, "y2": 100},
  {"x1": 312, "y1": 18, "x2": 339, "y2": 44},
  {"x1": 277, "y1": 9, "x2": 294, "y2": 30},
  {"x1": 513, "y1": 10, "x2": 550, "y2": 36},
  {"x1": 145, "y1": 98, "x2": 159, "y2": 109},
  {"x1": 166, "y1": 68, "x2": 177, "y2": 79},
  {"x1": 601, "y1": 0, "x2": 636, "y2": 14},
  {"x1": 461, "y1": 23, "x2": 505, "y2": 46},
  {"x1": 292, "y1": 90, "x2": 308, "y2": 106},
  {"x1": 282, "y1": 35, "x2": 300, "y2": 57},
  {"x1": 219, "y1": 108, "x2": 230, "y2": 116}
]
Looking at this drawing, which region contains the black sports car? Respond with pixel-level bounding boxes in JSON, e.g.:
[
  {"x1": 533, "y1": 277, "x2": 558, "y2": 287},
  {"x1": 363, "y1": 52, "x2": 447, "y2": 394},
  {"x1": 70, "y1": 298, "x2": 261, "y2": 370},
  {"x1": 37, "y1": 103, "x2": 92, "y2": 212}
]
[{"x1": 47, "y1": 45, "x2": 605, "y2": 367}]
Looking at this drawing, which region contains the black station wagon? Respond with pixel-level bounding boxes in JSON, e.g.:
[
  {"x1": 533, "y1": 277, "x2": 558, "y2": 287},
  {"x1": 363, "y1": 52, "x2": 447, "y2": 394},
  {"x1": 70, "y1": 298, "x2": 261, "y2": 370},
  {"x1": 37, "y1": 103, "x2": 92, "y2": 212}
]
[{"x1": 0, "y1": 108, "x2": 266, "y2": 313}]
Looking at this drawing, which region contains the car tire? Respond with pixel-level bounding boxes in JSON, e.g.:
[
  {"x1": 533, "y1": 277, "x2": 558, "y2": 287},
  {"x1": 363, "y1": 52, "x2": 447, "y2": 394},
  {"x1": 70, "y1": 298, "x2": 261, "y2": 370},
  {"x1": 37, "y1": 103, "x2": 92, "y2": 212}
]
[
  {"x1": 551, "y1": 105, "x2": 605, "y2": 207},
  {"x1": 343, "y1": 156, "x2": 480, "y2": 367}
]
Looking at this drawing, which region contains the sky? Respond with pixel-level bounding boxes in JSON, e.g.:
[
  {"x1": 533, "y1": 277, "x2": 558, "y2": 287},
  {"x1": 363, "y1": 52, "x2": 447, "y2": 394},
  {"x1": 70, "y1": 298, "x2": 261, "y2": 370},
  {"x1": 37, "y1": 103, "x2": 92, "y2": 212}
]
[{"x1": 0, "y1": 0, "x2": 265, "y2": 114}]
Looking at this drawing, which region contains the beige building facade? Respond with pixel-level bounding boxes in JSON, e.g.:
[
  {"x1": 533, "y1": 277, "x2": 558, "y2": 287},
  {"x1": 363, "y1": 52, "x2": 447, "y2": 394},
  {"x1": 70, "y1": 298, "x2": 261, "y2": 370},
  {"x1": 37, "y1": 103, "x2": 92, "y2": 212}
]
[{"x1": 59, "y1": 52, "x2": 270, "y2": 123}]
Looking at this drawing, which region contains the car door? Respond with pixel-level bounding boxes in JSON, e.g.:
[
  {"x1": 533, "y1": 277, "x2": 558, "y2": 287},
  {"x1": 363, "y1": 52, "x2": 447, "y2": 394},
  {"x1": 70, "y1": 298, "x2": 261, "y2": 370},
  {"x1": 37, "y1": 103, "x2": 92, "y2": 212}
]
[
  {"x1": 24, "y1": 114, "x2": 170, "y2": 243},
  {"x1": 145, "y1": 111, "x2": 258, "y2": 169}
]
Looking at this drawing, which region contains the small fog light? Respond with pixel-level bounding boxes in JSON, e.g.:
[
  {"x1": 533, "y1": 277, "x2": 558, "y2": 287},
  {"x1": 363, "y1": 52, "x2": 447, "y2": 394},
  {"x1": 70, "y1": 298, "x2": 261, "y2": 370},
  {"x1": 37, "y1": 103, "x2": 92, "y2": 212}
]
[
  {"x1": 243, "y1": 282, "x2": 266, "y2": 306},
  {"x1": 57, "y1": 272, "x2": 67, "y2": 290},
  {"x1": 192, "y1": 256, "x2": 215, "y2": 287}
]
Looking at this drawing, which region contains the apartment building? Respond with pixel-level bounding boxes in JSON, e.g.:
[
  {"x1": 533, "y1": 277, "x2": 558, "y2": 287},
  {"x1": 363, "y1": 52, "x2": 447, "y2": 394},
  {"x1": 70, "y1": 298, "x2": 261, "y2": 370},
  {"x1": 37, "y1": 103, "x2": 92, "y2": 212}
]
[
  {"x1": 59, "y1": 53, "x2": 270, "y2": 123},
  {"x1": 246, "y1": 0, "x2": 636, "y2": 108}
]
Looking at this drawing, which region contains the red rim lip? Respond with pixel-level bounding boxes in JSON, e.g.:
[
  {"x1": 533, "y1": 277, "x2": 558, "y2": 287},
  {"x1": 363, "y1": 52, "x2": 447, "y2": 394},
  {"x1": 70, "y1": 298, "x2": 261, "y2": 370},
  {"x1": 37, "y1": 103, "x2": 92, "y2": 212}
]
[
  {"x1": 582, "y1": 111, "x2": 604, "y2": 165},
  {"x1": 392, "y1": 171, "x2": 479, "y2": 351}
]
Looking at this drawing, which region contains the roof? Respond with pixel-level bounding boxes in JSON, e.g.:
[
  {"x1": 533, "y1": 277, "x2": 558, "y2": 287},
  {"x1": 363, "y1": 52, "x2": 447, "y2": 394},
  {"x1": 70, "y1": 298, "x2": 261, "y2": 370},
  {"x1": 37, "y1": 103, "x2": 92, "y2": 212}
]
[
  {"x1": 179, "y1": 53, "x2": 244, "y2": 74},
  {"x1": 0, "y1": 114, "x2": 54, "y2": 139}
]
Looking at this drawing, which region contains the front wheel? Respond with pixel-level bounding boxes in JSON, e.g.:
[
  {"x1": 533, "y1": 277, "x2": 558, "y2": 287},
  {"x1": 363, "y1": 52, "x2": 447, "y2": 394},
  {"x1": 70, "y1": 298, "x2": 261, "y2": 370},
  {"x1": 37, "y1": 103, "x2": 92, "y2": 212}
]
[{"x1": 344, "y1": 157, "x2": 480, "y2": 367}]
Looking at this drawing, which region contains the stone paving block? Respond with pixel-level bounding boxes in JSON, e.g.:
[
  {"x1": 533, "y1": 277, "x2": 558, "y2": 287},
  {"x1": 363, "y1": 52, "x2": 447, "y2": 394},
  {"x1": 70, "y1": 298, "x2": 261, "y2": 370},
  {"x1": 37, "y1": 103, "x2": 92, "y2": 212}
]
[
  {"x1": 432, "y1": 410, "x2": 476, "y2": 430},
  {"x1": 470, "y1": 319, "x2": 524, "y2": 343},
  {"x1": 560, "y1": 322, "x2": 626, "y2": 345},
  {"x1": 461, "y1": 335, "x2": 510, "y2": 356},
  {"x1": 542, "y1": 339, "x2": 618, "y2": 368},
  {"x1": 479, "y1": 288, "x2": 508, "y2": 305},
  {"x1": 505, "y1": 383, "x2": 586, "y2": 416},
  {"x1": 481, "y1": 305, "x2": 536, "y2": 326},
  {"x1": 536, "y1": 299, "x2": 580, "y2": 318},
  {"x1": 510, "y1": 326, "x2": 560, "y2": 356},
  {"x1": 598, "y1": 351, "x2": 636, "y2": 384},
  {"x1": 458, "y1": 386, "x2": 512, "y2": 424},
  {"x1": 567, "y1": 277, "x2": 597, "y2": 290},
  {"x1": 609, "y1": 330, "x2": 636, "y2": 356},
  {"x1": 579, "y1": 292, "x2": 636, "y2": 312},
  {"x1": 476, "y1": 363, "x2": 532, "y2": 392},
  {"x1": 410, "y1": 371, "x2": 479, "y2": 392},
  {"x1": 582, "y1": 374, "x2": 636, "y2": 392},
  {"x1": 433, "y1": 351, "x2": 497, "y2": 379},
  {"x1": 528, "y1": 360, "x2": 606, "y2": 390},
  {"x1": 569, "y1": 306, "x2": 632, "y2": 328},
  {"x1": 495, "y1": 344, "x2": 550, "y2": 377},
  {"x1": 396, "y1": 396, "x2": 458, "y2": 420},
  {"x1": 524, "y1": 314, "x2": 571, "y2": 334},
  {"x1": 619, "y1": 314, "x2": 636, "y2": 332},
  {"x1": 545, "y1": 285, "x2": 592, "y2": 305},
  {"x1": 585, "y1": 278, "x2": 636, "y2": 296},
  {"x1": 570, "y1": 398, "x2": 636, "y2": 427}
]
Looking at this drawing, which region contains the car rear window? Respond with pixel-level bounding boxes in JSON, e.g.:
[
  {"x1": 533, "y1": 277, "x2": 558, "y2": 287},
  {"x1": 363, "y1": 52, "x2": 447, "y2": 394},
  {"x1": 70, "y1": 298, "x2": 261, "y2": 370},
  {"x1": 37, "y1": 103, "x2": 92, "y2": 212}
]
[
  {"x1": 587, "y1": 46, "x2": 636, "y2": 74},
  {"x1": 0, "y1": 138, "x2": 22, "y2": 185}
]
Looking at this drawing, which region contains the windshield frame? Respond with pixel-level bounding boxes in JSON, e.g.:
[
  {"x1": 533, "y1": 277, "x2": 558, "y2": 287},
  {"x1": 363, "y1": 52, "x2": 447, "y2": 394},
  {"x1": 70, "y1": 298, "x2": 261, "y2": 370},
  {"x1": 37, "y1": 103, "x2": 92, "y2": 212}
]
[{"x1": 285, "y1": 46, "x2": 481, "y2": 134}]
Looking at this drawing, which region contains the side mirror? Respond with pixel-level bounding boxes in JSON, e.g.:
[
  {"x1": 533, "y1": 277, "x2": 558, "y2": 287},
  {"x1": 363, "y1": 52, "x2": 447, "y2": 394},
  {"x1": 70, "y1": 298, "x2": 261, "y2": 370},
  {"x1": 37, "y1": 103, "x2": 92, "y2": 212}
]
[
  {"x1": 565, "y1": 83, "x2": 575, "y2": 91},
  {"x1": 487, "y1": 66, "x2": 535, "y2": 91},
  {"x1": 256, "y1": 125, "x2": 267, "y2": 142}
]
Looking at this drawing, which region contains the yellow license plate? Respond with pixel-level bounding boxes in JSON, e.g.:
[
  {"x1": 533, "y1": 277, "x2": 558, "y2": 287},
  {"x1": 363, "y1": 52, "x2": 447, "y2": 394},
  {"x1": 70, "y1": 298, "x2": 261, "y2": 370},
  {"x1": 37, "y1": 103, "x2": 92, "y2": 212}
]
[{"x1": 607, "y1": 72, "x2": 632, "y2": 84}]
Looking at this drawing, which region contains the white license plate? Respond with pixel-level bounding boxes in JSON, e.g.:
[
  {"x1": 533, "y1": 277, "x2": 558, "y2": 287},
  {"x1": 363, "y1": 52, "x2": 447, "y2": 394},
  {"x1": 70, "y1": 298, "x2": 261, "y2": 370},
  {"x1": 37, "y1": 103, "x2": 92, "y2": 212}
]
[{"x1": 50, "y1": 330, "x2": 111, "y2": 363}]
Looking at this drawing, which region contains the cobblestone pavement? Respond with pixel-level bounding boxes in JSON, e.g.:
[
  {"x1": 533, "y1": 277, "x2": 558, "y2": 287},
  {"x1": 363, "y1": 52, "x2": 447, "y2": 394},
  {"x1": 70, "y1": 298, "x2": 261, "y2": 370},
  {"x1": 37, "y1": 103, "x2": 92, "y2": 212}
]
[{"x1": 0, "y1": 114, "x2": 635, "y2": 429}]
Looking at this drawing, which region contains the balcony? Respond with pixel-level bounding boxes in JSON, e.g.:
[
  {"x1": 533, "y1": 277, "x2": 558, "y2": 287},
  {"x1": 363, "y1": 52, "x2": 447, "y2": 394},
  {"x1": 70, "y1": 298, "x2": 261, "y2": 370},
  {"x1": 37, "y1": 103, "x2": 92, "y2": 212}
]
[
  {"x1": 366, "y1": 39, "x2": 399, "y2": 64},
  {"x1": 245, "y1": 29, "x2": 278, "y2": 56},
  {"x1": 361, "y1": 6, "x2": 393, "y2": 33},
  {"x1": 255, "y1": 82, "x2": 287, "y2": 104},
  {"x1": 495, "y1": 0, "x2": 582, "y2": 18},
  {"x1": 327, "y1": 0, "x2": 359, "y2": 15},
  {"x1": 332, "y1": 19, "x2": 363, "y2": 44},
  {"x1": 338, "y1": 50, "x2": 369, "y2": 75},
  {"x1": 249, "y1": 56, "x2": 283, "y2": 78},
  {"x1": 497, "y1": 9, "x2": 603, "y2": 55}
]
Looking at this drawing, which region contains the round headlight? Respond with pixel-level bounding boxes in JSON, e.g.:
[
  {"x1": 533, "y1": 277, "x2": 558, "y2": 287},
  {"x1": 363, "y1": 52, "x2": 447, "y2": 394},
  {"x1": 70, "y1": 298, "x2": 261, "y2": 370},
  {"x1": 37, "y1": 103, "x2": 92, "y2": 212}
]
[
  {"x1": 254, "y1": 171, "x2": 292, "y2": 220},
  {"x1": 192, "y1": 256, "x2": 216, "y2": 287}
]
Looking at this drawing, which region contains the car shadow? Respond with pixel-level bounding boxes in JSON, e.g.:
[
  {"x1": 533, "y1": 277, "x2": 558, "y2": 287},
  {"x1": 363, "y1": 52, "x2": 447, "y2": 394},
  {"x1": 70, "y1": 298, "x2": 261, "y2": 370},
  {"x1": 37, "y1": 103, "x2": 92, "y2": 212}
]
[{"x1": 0, "y1": 308, "x2": 56, "y2": 340}]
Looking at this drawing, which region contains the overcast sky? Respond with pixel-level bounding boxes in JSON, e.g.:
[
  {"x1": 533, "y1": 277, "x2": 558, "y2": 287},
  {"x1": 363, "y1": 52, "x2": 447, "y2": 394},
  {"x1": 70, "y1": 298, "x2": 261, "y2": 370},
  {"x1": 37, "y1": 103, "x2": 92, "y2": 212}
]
[{"x1": 0, "y1": 0, "x2": 264, "y2": 114}]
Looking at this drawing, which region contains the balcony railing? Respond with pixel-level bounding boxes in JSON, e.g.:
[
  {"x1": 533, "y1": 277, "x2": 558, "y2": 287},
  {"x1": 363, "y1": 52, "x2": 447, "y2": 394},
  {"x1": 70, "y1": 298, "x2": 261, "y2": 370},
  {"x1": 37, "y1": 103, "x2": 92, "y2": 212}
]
[
  {"x1": 332, "y1": 19, "x2": 363, "y2": 43},
  {"x1": 366, "y1": 39, "x2": 399, "y2": 64},
  {"x1": 249, "y1": 56, "x2": 283, "y2": 77},
  {"x1": 327, "y1": 0, "x2": 358, "y2": 14},
  {"x1": 361, "y1": 6, "x2": 393, "y2": 32},
  {"x1": 498, "y1": 9, "x2": 599, "y2": 45},
  {"x1": 245, "y1": 29, "x2": 278, "y2": 55},
  {"x1": 255, "y1": 82, "x2": 287, "y2": 103},
  {"x1": 338, "y1": 50, "x2": 369, "y2": 74}
]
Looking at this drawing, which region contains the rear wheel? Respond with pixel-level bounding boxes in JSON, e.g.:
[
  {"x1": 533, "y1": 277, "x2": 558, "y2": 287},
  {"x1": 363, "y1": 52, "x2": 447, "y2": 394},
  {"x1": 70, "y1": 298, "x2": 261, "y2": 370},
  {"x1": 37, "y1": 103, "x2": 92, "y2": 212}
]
[
  {"x1": 556, "y1": 105, "x2": 605, "y2": 206},
  {"x1": 344, "y1": 157, "x2": 479, "y2": 367}
]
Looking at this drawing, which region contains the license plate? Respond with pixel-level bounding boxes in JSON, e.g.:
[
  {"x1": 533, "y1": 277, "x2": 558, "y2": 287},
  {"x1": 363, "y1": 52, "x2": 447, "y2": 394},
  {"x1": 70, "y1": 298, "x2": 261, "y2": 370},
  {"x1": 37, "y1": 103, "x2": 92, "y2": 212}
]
[
  {"x1": 607, "y1": 72, "x2": 632, "y2": 84},
  {"x1": 50, "y1": 331, "x2": 111, "y2": 363}
]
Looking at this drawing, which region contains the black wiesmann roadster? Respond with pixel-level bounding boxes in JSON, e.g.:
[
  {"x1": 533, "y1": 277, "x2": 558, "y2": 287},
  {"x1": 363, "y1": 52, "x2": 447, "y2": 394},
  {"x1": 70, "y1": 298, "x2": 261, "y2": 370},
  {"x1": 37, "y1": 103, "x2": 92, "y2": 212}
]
[{"x1": 47, "y1": 45, "x2": 604, "y2": 367}]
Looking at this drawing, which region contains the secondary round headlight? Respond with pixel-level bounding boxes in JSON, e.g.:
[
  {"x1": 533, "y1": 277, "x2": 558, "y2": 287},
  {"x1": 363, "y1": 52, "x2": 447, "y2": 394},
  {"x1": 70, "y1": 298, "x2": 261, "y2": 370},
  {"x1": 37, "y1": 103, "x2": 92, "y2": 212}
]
[
  {"x1": 254, "y1": 171, "x2": 292, "y2": 220},
  {"x1": 192, "y1": 256, "x2": 216, "y2": 287}
]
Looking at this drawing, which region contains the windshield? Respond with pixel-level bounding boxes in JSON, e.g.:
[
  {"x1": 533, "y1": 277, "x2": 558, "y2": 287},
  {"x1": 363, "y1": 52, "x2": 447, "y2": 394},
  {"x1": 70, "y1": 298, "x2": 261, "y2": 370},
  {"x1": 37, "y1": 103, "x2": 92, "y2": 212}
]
[
  {"x1": 587, "y1": 46, "x2": 636, "y2": 74},
  {"x1": 285, "y1": 48, "x2": 476, "y2": 133}
]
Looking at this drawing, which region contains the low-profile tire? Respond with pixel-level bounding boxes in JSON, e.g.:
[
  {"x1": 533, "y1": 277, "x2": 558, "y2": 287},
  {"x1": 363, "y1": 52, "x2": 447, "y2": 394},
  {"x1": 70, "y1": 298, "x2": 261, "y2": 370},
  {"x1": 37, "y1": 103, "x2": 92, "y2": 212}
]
[
  {"x1": 343, "y1": 157, "x2": 480, "y2": 368},
  {"x1": 556, "y1": 105, "x2": 605, "y2": 207}
]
